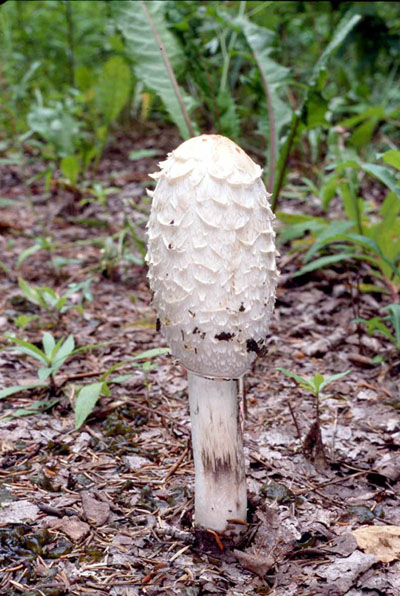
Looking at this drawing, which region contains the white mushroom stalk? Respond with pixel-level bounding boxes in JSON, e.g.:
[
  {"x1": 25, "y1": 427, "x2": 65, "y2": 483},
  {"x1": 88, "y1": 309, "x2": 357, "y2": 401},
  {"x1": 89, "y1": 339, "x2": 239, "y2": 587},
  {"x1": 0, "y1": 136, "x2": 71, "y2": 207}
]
[{"x1": 146, "y1": 135, "x2": 278, "y2": 535}]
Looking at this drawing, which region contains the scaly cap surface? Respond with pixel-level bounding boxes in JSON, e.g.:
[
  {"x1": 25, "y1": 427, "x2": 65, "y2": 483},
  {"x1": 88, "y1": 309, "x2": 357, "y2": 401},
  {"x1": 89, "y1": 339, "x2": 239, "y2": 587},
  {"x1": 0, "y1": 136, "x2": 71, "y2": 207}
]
[{"x1": 146, "y1": 134, "x2": 278, "y2": 379}]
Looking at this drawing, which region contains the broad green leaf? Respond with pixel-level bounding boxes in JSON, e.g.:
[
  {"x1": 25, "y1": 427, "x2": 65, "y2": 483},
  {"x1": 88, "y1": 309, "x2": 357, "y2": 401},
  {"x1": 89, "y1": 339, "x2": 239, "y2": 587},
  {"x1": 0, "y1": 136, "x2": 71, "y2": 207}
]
[
  {"x1": 380, "y1": 192, "x2": 400, "y2": 222},
  {"x1": 52, "y1": 335, "x2": 75, "y2": 371},
  {"x1": 278, "y1": 219, "x2": 325, "y2": 244},
  {"x1": 60, "y1": 155, "x2": 80, "y2": 185},
  {"x1": 349, "y1": 117, "x2": 379, "y2": 149},
  {"x1": 312, "y1": 373, "x2": 325, "y2": 394},
  {"x1": 95, "y1": 56, "x2": 131, "y2": 124},
  {"x1": 113, "y1": 0, "x2": 193, "y2": 139},
  {"x1": 303, "y1": 90, "x2": 328, "y2": 129},
  {"x1": 0, "y1": 383, "x2": 45, "y2": 399},
  {"x1": 382, "y1": 149, "x2": 400, "y2": 171},
  {"x1": 42, "y1": 332, "x2": 56, "y2": 358},
  {"x1": 74, "y1": 382, "x2": 104, "y2": 430},
  {"x1": 235, "y1": 16, "x2": 292, "y2": 168}
]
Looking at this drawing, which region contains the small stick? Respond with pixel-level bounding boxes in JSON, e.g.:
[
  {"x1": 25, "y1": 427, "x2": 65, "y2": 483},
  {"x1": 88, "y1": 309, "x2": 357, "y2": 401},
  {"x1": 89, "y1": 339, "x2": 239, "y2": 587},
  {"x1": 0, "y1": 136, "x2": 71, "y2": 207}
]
[{"x1": 287, "y1": 399, "x2": 302, "y2": 441}]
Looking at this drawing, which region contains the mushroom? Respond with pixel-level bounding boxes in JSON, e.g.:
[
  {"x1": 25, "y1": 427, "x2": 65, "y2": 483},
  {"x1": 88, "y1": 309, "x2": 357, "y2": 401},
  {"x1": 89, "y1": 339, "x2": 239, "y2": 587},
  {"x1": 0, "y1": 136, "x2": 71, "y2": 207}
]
[{"x1": 146, "y1": 134, "x2": 278, "y2": 536}]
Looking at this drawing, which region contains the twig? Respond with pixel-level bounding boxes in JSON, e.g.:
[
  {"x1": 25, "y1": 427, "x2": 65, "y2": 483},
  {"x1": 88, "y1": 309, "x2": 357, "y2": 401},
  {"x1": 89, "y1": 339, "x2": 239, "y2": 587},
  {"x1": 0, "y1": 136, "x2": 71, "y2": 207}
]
[
  {"x1": 287, "y1": 399, "x2": 302, "y2": 441},
  {"x1": 163, "y1": 445, "x2": 189, "y2": 482}
]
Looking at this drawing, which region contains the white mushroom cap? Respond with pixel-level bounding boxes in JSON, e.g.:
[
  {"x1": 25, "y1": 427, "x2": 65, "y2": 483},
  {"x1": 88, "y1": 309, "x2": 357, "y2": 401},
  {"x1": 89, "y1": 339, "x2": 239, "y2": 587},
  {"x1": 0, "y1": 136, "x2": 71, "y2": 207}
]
[{"x1": 146, "y1": 134, "x2": 278, "y2": 379}]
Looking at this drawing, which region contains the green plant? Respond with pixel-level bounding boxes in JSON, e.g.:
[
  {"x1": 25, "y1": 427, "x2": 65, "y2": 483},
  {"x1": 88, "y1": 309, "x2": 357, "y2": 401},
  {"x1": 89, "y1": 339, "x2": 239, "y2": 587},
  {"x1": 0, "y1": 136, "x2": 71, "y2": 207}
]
[
  {"x1": 1, "y1": 332, "x2": 76, "y2": 396},
  {"x1": 277, "y1": 368, "x2": 351, "y2": 465},
  {"x1": 356, "y1": 304, "x2": 400, "y2": 353},
  {"x1": 113, "y1": 0, "x2": 195, "y2": 139},
  {"x1": 81, "y1": 182, "x2": 119, "y2": 207},
  {"x1": 291, "y1": 153, "x2": 400, "y2": 299},
  {"x1": 74, "y1": 347, "x2": 169, "y2": 429},
  {"x1": 17, "y1": 277, "x2": 94, "y2": 318}
]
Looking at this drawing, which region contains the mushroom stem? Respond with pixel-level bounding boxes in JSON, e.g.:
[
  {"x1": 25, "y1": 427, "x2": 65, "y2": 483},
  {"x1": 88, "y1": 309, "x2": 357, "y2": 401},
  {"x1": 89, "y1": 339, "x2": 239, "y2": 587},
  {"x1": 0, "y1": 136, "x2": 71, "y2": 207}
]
[{"x1": 188, "y1": 372, "x2": 247, "y2": 533}]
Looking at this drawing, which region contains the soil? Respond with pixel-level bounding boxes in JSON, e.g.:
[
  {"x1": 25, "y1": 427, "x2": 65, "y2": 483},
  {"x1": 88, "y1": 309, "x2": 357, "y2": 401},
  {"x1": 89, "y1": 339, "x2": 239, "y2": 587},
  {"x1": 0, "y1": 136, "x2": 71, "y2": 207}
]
[{"x1": 0, "y1": 127, "x2": 399, "y2": 596}]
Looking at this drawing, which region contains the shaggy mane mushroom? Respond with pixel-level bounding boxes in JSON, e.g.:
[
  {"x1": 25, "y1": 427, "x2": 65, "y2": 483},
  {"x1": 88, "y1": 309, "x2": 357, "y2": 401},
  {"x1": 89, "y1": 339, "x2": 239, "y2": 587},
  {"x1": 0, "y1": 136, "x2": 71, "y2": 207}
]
[{"x1": 146, "y1": 134, "x2": 278, "y2": 536}]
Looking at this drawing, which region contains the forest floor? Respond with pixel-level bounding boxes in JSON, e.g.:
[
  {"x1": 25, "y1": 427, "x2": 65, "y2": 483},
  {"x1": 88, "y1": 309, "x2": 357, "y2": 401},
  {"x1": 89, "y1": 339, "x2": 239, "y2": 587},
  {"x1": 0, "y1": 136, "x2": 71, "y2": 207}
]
[{"x1": 0, "y1": 127, "x2": 399, "y2": 596}]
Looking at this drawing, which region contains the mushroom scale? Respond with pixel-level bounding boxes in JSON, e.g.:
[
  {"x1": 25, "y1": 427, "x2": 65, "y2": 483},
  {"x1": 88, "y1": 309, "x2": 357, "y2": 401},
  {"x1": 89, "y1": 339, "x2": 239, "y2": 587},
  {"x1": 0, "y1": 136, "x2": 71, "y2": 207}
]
[{"x1": 146, "y1": 134, "x2": 278, "y2": 379}]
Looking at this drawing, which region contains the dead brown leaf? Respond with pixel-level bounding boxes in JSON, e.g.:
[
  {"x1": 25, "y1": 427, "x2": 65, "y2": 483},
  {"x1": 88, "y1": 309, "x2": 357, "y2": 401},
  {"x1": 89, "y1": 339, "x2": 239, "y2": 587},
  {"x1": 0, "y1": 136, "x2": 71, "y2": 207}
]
[
  {"x1": 61, "y1": 515, "x2": 91, "y2": 542},
  {"x1": 81, "y1": 491, "x2": 110, "y2": 526},
  {"x1": 351, "y1": 525, "x2": 400, "y2": 563}
]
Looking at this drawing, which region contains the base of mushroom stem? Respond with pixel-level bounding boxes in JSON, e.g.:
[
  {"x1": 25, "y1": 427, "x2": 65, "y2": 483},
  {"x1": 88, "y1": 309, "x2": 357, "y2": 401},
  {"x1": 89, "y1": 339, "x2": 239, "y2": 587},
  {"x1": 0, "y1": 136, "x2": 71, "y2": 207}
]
[{"x1": 187, "y1": 372, "x2": 247, "y2": 536}]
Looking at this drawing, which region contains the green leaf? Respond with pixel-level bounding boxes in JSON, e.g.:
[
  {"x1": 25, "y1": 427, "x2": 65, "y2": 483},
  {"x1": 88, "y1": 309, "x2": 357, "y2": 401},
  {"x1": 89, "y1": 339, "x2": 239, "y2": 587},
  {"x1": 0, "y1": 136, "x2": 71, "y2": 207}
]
[
  {"x1": 382, "y1": 149, "x2": 400, "y2": 171},
  {"x1": 310, "y1": 13, "x2": 362, "y2": 86},
  {"x1": 304, "y1": 221, "x2": 354, "y2": 262},
  {"x1": 383, "y1": 304, "x2": 400, "y2": 347},
  {"x1": 7, "y1": 336, "x2": 48, "y2": 365},
  {"x1": 276, "y1": 368, "x2": 315, "y2": 394},
  {"x1": 356, "y1": 317, "x2": 396, "y2": 344},
  {"x1": 18, "y1": 277, "x2": 39, "y2": 303},
  {"x1": 131, "y1": 347, "x2": 170, "y2": 360},
  {"x1": 312, "y1": 373, "x2": 325, "y2": 394},
  {"x1": 52, "y1": 335, "x2": 75, "y2": 371},
  {"x1": 129, "y1": 149, "x2": 161, "y2": 161},
  {"x1": 318, "y1": 370, "x2": 351, "y2": 393},
  {"x1": 17, "y1": 243, "x2": 43, "y2": 268},
  {"x1": 303, "y1": 90, "x2": 328, "y2": 129},
  {"x1": 42, "y1": 332, "x2": 56, "y2": 359},
  {"x1": 235, "y1": 16, "x2": 292, "y2": 164},
  {"x1": 95, "y1": 56, "x2": 131, "y2": 124},
  {"x1": 60, "y1": 155, "x2": 80, "y2": 186},
  {"x1": 113, "y1": 0, "x2": 193, "y2": 138},
  {"x1": 360, "y1": 164, "x2": 400, "y2": 199},
  {"x1": 0, "y1": 383, "x2": 45, "y2": 399},
  {"x1": 74, "y1": 382, "x2": 104, "y2": 430},
  {"x1": 8, "y1": 399, "x2": 59, "y2": 420},
  {"x1": 38, "y1": 367, "x2": 53, "y2": 382},
  {"x1": 294, "y1": 252, "x2": 355, "y2": 277},
  {"x1": 110, "y1": 374, "x2": 135, "y2": 384}
]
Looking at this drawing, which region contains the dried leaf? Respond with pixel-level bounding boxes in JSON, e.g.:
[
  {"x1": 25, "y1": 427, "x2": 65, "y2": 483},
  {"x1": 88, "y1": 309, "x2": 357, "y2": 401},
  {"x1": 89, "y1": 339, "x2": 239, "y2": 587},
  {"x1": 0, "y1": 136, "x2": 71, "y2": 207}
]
[
  {"x1": 81, "y1": 492, "x2": 110, "y2": 526},
  {"x1": 234, "y1": 548, "x2": 274, "y2": 577},
  {"x1": 0, "y1": 500, "x2": 39, "y2": 523},
  {"x1": 61, "y1": 515, "x2": 90, "y2": 542},
  {"x1": 352, "y1": 525, "x2": 400, "y2": 563}
]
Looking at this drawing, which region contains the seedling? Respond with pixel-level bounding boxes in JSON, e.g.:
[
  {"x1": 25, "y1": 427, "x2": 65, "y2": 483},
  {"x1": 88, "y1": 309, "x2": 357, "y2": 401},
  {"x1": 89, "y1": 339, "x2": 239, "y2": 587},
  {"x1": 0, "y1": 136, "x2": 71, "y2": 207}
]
[
  {"x1": 277, "y1": 368, "x2": 351, "y2": 467},
  {"x1": 18, "y1": 277, "x2": 93, "y2": 318},
  {"x1": 2, "y1": 332, "x2": 76, "y2": 395}
]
